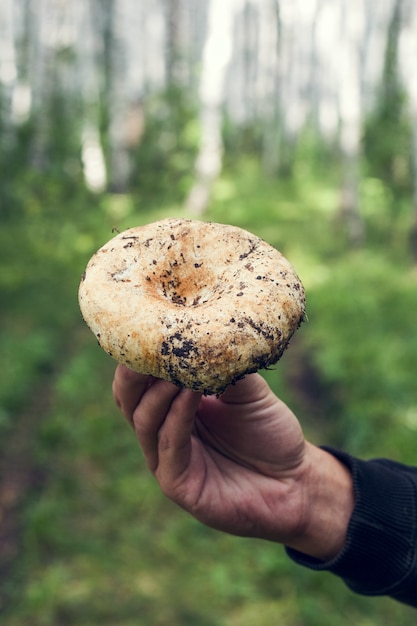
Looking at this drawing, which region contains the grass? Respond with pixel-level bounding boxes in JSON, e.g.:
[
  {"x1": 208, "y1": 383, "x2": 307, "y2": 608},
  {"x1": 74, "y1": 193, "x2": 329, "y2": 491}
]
[{"x1": 2, "y1": 157, "x2": 417, "y2": 625}]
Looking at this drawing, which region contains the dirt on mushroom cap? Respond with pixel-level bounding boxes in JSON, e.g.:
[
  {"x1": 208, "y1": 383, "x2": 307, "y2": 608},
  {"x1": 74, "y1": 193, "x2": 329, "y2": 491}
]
[{"x1": 78, "y1": 218, "x2": 306, "y2": 394}]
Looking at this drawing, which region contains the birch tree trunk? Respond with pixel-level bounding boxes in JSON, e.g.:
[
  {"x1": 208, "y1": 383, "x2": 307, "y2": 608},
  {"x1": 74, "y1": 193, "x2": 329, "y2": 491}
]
[
  {"x1": 258, "y1": 0, "x2": 280, "y2": 174},
  {"x1": 107, "y1": 0, "x2": 136, "y2": 192},
  {"x1": 0, "y1": 0, "x2": 18, "y2": 154},
  {"x1": 9, "y1": 2, "x2": 32, "y2": 127},
  {"x1": 399, "y1": 0, "x2": 417, "y2": 260},
  {"x1": 78, "y1": 0, "x2": 107, "y2": 192},
  {"x1": 0, "y1": 0, "x2": 17, "y2": 94},
  {"x1": 336, "y1": 0, "x2": 365, "y2": 246},
  {"x1": 273, "y1": 0, "x2": 312, "y2": 175},
  {"x1": 107, "y1": 0, "x2": 169, "y2": 191},
  {"x1": 165, "y1": 0, "x2": 190, "y2": 86},
  {"x1": 185, "y1": 0, "x2": 237, "y2": 216},
  {"x1": 27, "y1": 0, "x2": 51, "y2": 168}
]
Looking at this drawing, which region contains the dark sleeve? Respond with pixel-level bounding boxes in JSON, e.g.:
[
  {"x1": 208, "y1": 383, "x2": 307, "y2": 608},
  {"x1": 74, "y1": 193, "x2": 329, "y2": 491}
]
[{"x1": 286, "y1": 447, "x2": 417, "y2": 608}]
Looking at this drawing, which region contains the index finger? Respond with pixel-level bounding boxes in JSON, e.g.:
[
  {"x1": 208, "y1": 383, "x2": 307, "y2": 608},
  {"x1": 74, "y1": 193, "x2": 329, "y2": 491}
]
[{"x1": 112, "y1": 365, "x2": 154, "y2": 424}]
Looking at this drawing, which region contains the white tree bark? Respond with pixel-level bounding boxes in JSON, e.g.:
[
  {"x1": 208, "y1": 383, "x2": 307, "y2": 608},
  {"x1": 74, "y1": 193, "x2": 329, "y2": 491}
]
[
  {"x1": 0, "y1": 0, "x2": 17, "y2": 86},
  {"x1": 257, "y1": 0, "x2": 280, "y2": 173},
  {"x1": 78, "y1": 0, "x2": 107, "y2": 192},
  {"x1": 399, "y1": 0, "x2": 417, "y2": 259},
  {"x1": 27, "y1": 0, "x2": 59, "y2": 167},
  {"x1": 2, "y1": 0, "x2": 417, "y2": 215},
  {"x1": 107, "y1": 0, "x2": 168, "y2": 191},
  {"x1": 0, "y1": 0, "x2": 19, "y2": 152},
  {"x1": 185, "y1": 0, "x2": 237, "y2": 216},
  {"x1": 333, "y1": 0, "x2": 366, "y2": 244}
]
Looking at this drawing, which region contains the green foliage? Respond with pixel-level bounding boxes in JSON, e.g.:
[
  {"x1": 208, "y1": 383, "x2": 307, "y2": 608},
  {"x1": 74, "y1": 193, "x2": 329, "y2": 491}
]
[
  {"x1": 304, "y1": 252, "x2": 417, "y2": 456},
  {"x1": 362, "y1": 1, "x2": 413, "y2": 199},
  {"x1": 129, "y1": 86, "x2": 199, "y2": 205},
  {"x1": 2, "y1": 95, "x2": 417, "y2": 625}
]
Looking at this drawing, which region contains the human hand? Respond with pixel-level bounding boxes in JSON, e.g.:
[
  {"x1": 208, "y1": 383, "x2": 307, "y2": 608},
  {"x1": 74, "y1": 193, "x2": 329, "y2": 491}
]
[{"x1": 113, "y1": 366, "x2": 354, "y2": 560}]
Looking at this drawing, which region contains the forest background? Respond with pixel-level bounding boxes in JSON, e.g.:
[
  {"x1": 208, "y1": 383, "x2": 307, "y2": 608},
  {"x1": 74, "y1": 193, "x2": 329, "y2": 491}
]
[{"x1": 1, "y1": 0, "x2": 417, "y2": 624}]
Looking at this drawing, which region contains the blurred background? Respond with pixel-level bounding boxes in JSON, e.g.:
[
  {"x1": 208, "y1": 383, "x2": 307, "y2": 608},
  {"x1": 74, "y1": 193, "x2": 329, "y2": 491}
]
[{"x1": 1, "y1": 0, "x2": 417, "y2": 624}]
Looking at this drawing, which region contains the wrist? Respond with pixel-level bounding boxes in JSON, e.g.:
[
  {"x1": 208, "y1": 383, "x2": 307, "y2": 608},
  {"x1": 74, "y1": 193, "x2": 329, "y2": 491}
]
[{"x1": 286, "y1": 443, "x2": 355, "y2": 561}]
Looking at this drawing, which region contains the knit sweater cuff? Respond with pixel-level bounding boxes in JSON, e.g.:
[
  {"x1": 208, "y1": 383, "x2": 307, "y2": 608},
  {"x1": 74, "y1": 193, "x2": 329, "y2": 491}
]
[{"x1": 286, "y1": 447, "x2": 417, "y2": 600}]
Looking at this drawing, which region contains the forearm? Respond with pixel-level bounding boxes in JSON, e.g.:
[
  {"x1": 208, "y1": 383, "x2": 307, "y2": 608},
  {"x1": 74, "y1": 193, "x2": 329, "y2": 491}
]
[{"x1": 287, "y1": 448, "x2": 417, "y2": 608}]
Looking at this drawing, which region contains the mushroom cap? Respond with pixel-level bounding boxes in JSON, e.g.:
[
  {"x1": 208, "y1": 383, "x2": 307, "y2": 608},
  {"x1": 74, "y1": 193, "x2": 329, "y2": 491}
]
[{"x1": 78, "y1": 218, "x2": 306, "y2": 394}]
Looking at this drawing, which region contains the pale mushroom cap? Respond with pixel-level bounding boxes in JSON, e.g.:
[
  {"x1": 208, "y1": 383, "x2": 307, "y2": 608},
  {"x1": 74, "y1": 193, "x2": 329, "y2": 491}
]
[{"x1": 78, "y1": 218, "x2": 306, "y2": 394}]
